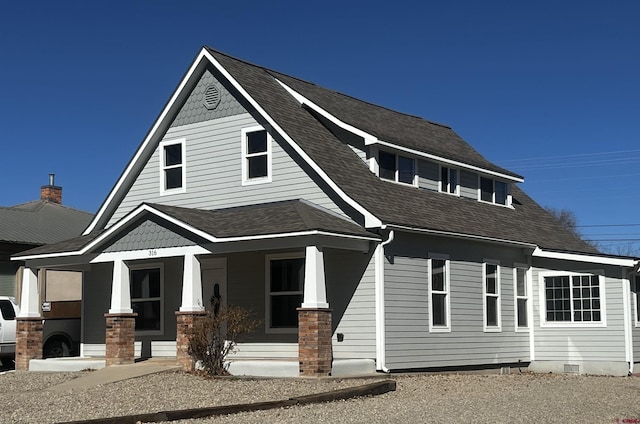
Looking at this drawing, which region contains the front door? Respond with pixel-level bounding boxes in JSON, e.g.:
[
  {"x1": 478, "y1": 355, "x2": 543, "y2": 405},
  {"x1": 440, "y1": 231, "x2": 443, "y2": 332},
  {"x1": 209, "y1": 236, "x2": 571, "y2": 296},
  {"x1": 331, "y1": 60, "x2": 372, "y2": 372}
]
[{"x1": 201, "y1": 259, "x2": 227, "y2": 314}]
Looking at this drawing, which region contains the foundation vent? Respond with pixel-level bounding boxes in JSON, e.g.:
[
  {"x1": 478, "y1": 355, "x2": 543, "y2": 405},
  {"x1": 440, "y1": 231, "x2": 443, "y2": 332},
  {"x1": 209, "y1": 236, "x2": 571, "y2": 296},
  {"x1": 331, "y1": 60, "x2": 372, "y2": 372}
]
[
  {"x1": 203, "y1": 85, "x2": 221, "y2": 110},
  {"x1": 564, "y1": 364, "x2": 580, "y2": 373}
]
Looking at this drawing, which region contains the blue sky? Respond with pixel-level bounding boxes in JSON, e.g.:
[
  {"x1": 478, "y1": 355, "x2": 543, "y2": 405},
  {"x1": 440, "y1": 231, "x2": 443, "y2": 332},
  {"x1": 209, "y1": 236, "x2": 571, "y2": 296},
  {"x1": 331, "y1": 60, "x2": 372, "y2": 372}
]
[{"x1": 1, "y1": 1, "x2": 639, "y2": 254}]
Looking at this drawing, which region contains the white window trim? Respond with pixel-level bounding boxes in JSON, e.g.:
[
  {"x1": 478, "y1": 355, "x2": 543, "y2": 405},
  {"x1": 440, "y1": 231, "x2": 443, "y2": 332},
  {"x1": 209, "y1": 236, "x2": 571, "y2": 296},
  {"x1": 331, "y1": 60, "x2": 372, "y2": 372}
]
[
  {"x1": 483, "y1": 260, "x2": 502, "y2": 332},
  {"x1": 477, "y1": 176, "x2": 513, "y2": 208},
  {"x1": 159, "y1": 138, "x2": 186, "y2": 196},
  {"x1": 538, "y1": 270, "x2": 607, "y2": 328},
  {"x1": 378, "y1": 150, "x2": 416, "y2": 187},
  {"x1": 428, "y1": 253, "x2": 451, "y2": 333},
  {"x1": 241, "y1": 126, "x2": 272, "y2": 186},
  {"x1": 514, "y1": 263, "x2": 530, "y2": 332},
  {"x1": 129, "y1": 262, "x2": 164, "y2": 336},
  {"x1": 439, "y1": 166, "x2": 459, "y2": 196},
  {"x1": 265, "y1": 252, "x2": 304, "y2": 334}
]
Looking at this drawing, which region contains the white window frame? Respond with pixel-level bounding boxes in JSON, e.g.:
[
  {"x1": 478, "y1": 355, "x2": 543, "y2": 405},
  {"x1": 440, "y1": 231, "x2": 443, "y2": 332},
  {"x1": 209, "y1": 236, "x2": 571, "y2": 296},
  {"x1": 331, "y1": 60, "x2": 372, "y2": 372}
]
[
  {"x1": 159, "y1": 138, "x2": 186, "y2": 195},
  {"x1": 129, "y1": 262, "x2": 164, "y2": 336},
  {"x1": 478, "y1": 176, "x2": 512, "y2": 207},
  {"x1": 538, "y1": 270, "x2": 607, "y2": 328},
  {"x1": 241, "y1": 126, "x2": 272, "y2": 186},
  {"x1": 428, "y1": 253, "x2": 451, "y2": 333},
  {"x1": 483, "y1": 260, "x2": 502, "y2": 332},
  {"x1": 378, "y1": 150, "x2": 416, "y2": 186},
  {"x1": 514, "y1": 264, "x2": 530, "y2": 332},
  {"x1": 439, "y1": 166, "x2": 459, "y2": 195},
  {"x1": 265, "y1": 252, "x2": 304, "y2": 334}
]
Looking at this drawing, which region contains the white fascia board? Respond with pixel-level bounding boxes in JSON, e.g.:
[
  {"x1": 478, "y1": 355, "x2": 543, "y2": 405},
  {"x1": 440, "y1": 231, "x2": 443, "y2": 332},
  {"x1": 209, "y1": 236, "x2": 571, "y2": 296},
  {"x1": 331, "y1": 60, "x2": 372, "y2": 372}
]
[
  {"x1": 375, "y1": 140, "x2": 524, "y2": 183},
  {"x1": 13, "y1": 250, "x2": 84, "y2": 261},
  {"x1": 91, "y1": 246, "x2": 209, "y2": 263},
  {"x1": 199, "y1": 50, "x2": 381, "y2": 228},
  {"x1": 532, "y1": 247, "x2": 638, "y2": 267},
  {"x1": 276, "y1": 79, "x2": 523, "y2": 184},
  {"x1": 386, "y1": 224, "x2": 537, "y2": 249},
  {"x1": 83, "y1": 50, "x2": 210, "y2": 235}
]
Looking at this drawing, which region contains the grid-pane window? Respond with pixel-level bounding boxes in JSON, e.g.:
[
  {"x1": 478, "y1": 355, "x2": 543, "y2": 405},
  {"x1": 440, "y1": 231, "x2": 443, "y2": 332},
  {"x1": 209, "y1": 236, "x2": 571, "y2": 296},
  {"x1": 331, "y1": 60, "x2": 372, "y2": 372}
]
[
  {"x1": 515, "y1": 268, "x2": 528, "y2": 328},
  {"x1": 430, "y1": 258, "x2": 448, "y2": 328},
  {"x1": 484, "y1": 263, "x2": 500, "y2": 329},
  {"x1": 441, "y1": 167, "x2": 458, "y2": 194},
  {"x1": 161, "y1": 141, "x2": 184, "y2": 191},
  {"x1": 245, "y1": 130, "x2": 269, "y2": 180},
  {"x1": 269, "y1": 258, "x2": 304, "y2": 329},
  {"x1": 131, "y1": 268, "x2": 162, "y2": 332},
  {"x1": 544, "y1": 275, "x2": 602, "y2": 323}
]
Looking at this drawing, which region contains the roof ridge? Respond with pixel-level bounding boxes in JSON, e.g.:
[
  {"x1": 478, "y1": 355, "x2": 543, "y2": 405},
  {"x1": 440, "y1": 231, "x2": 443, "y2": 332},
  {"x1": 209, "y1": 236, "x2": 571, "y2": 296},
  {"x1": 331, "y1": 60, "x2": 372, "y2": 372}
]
[{"x1": 205, "y1": 46, "x2": 452, "y2": 130}]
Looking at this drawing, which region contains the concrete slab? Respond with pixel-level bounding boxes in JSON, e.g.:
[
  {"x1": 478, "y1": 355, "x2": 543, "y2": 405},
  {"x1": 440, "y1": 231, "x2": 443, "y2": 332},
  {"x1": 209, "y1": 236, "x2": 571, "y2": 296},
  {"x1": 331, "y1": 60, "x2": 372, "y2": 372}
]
[
  {"x1": 45, "y1": 359, "x2": 181, "y2": 391},
  {"x1": 29, "y1": 357, "x2": 106, "y2": 372}
]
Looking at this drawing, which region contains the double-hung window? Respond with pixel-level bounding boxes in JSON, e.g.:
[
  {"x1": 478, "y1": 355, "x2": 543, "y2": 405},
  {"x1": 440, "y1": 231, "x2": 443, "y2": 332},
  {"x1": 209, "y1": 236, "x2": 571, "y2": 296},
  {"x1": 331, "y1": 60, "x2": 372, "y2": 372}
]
[
  {"x1": 483, "y1": 261, "x2": 501, "y2": 331},
  {"x1": 241, "y1": 127, "x2": 272, "y2": 184},
  {"x1": 379, "y1": 151, "x2": 415, "y2": 185},
  {"x1": 130, "y1": 266, "x2": 163, "y2": 334},
  {"x1": 159, "y1": 139, "x2": 186, "y2": 194},
  {"x1": 480, "y1": 177, "x2": 509, "y2": 206},
  {"x1": 514, "y1": 266, "x2": 529, "y2": 330},
  {"x1": 266, "y1": 255, "x2": 304, "y2": 333},
  {"x1": 541, "y1": 273, "x2": 604, "y2": 326},
  {"x1": 428, "y1": 255, "x2": 451, "y2": 332},
  {"x1": 440, "y1": 166, "x2": 458, "y2": 194}
]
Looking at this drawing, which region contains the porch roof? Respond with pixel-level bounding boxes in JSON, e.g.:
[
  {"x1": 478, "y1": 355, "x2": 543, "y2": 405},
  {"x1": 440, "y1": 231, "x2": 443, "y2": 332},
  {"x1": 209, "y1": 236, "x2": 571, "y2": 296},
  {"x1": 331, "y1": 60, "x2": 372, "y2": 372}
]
[{"x1": 13, "y1": 200, "x2": 379, "y2": 260}]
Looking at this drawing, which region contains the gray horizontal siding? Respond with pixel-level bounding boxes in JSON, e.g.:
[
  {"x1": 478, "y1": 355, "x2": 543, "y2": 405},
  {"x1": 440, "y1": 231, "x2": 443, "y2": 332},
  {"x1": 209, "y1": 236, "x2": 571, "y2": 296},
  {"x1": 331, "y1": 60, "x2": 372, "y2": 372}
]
[
  {"x1": 531, "y1": 262, "x2": 627, "y2": 363},
  {"x1": 384, "y1": 251, "x2": 529, "y2": 370},
  {"x1": 108, "y1": 113, "x2": 349, "y2": 227},
  {"x1": 417, "y1": 159, "x2": 438, "y2": 191},
  {"x1": 460, "y1": 170, "x2": 477, "y2": 200},
  {"x1": 0, "y1": 262, "x2": 18, "y2": 297}
]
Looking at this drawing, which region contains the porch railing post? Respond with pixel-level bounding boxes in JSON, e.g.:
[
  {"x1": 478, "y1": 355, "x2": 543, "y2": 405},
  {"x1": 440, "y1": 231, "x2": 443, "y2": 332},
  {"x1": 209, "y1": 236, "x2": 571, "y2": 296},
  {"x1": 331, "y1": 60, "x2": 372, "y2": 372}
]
[
  {"x1": 105, "y1": 260, "x2": 136, "y2": 366},
  {"x1": 179, "y1": 254, "x2": 204, "y2": 312},
  {"x1": 15, "y1": 267, "x2": 43, "y2": 370}
]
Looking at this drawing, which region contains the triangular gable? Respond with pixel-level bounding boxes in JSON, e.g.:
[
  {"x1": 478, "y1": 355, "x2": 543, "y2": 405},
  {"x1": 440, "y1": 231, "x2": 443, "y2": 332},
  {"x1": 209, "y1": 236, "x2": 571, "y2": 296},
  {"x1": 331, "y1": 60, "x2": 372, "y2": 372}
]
[
  {"x1": 84, "y1": 47, "x2": 381, "y2": 235},
  {"x1": 101, "y1": 218, "x2": 197, "y2": 254}
]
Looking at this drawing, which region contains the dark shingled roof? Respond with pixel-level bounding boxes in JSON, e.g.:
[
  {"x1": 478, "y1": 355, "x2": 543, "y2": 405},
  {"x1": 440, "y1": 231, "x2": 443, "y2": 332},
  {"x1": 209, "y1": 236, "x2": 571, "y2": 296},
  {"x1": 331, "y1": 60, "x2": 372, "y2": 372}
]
[
  {"x1": 206, "y1": 47, "x2": 597, "y2": 254},
  {"x1": 0, "y1": 200, "x2": 93, "y2": 245},
  {"x1": 15, "y1": 200, "x2": 378, "y2": 258}
]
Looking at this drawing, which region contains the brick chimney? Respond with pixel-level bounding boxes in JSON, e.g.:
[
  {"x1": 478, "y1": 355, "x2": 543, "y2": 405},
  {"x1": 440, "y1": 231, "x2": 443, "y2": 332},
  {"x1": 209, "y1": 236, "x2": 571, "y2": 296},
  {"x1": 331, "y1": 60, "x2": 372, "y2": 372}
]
[{"x1": 41, "y1": 173, "x2": 62, "y2": 204}]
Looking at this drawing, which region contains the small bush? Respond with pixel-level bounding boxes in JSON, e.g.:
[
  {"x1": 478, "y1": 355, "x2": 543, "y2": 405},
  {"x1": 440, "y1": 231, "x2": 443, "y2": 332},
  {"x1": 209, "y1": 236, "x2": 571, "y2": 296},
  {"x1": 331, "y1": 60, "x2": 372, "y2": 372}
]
[{"x1": 187, "y1": 304, "x2": 260, "y2": 376}]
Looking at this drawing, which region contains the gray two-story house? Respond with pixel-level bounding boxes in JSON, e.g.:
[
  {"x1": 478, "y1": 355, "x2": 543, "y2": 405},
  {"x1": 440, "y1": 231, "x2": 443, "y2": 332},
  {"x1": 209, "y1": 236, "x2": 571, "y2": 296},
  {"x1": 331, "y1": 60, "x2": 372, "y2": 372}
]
[{"x1": 14, "y1": 46, "x2": 640, "y2": 376}]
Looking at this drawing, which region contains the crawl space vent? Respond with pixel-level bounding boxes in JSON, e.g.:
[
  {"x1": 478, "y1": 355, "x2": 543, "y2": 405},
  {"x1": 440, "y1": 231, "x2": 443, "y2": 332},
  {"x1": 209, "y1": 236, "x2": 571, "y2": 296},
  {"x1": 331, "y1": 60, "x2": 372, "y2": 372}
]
[
  {"x1": 564, "y1": 364, "x2": 580, "y2": 373},
  {"x1": 203, "y1": 85, "x2": 221, "y2": 110}
]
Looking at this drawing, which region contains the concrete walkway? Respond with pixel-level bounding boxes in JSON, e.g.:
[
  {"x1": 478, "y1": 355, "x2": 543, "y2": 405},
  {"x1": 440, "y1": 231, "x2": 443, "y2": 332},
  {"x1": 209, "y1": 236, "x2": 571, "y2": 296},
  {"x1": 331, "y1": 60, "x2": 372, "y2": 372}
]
[{"x1": 46, "y1": 358, "x2": 181, "y2": 391}]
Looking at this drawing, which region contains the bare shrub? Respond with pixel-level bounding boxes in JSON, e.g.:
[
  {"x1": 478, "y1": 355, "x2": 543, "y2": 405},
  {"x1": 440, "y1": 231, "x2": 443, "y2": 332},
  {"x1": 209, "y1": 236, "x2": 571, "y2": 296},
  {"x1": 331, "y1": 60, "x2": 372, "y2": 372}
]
[{"x1": 187, "y1": 304, "x2": 261, "y2": 376}]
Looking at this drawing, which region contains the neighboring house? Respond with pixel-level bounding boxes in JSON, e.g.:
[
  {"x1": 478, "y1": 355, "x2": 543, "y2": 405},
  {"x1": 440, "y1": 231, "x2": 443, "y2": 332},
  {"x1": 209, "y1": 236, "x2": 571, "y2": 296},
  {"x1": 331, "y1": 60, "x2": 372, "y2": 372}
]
[
  {"x1": 13, "y1": 47, "x2": 640, "y2": 376},
  {"x1": 1, "y1": 176, "x2": 93, "y2": 298}
]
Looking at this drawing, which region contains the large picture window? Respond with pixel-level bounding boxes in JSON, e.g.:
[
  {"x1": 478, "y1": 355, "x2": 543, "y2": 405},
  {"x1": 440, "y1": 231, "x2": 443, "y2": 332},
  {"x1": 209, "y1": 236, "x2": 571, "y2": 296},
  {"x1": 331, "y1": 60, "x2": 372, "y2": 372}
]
[
  {"x1": 242, "y1": 127, "x2": 272, "y2": 184},
  {"x1": 429, "y1": 256, "x2": 451, "y2": 332},
  {"x1": 544, "y1": 274, "x2": 602, "y2": 323},
  {"x1": 159, "y1": 139, "x2": 186, "y2": 194},
  {"x1": 267, "y1": 256, "x2": 304, "y2": 332},
  {"x1": 130, "y1": 267, "x2": 163, "y2": 333},
  {"x1": 483, "y1": 262, "x2": 501, "y2": 331}
]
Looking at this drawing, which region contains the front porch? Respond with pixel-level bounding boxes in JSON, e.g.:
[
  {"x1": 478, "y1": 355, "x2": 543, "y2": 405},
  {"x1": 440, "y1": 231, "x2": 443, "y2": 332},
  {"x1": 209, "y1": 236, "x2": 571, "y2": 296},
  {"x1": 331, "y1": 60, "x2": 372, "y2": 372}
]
[{"x1": 15, "y1": 201, "x2": 380, "y2": 377}]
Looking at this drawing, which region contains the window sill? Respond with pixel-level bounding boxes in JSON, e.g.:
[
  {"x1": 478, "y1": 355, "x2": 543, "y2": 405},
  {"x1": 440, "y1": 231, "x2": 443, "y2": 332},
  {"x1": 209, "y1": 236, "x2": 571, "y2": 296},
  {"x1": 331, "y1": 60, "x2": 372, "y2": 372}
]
[
  {"x1": 160, "y1": 187, "x2": 186, "y2": 196},
  {"x1": 540, "y1": 321, "x2": 606, "y2": 328},
  {"x1": 242, "y1": 176, "x2": 272, "y2": 186},
  {"x1": 429, "y1": 326, "x2": 451, "y2": 333},
  {"x1": 514, "y1": 327, "x2": 530, "y2": 333},
  {"x1": 483, "y1": 327, "x2": 502, "y2": 333}
]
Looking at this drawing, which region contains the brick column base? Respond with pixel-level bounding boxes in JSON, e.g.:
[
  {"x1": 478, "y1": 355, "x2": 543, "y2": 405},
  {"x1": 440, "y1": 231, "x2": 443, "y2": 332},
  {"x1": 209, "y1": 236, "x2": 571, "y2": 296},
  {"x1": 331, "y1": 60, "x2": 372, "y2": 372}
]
[
  {"x1": 176, "y1": 311, "x2": 208, "y2": 372},
  {"x1": 15, "y1": 317, "x2": 43, "y2": 371},
  {"x1": 104, "y1": 313, "x2": 137, "y2": 366},
  {"x1": 298, "y1": 308, "x2": 333, "y2": 377}
]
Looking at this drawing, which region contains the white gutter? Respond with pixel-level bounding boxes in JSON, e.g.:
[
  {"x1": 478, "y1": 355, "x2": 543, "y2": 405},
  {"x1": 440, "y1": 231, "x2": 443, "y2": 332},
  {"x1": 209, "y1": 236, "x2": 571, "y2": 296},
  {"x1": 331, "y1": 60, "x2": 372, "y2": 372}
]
[
  {"x1": 533, "y1": 247, "x2": 638, "y2": 267},
  {"x1": 276, "y1": 79, "x2": 523, "y2": 184},
  {"x1": 375, "y1": 230, "x2": 394, "y2": 373}
]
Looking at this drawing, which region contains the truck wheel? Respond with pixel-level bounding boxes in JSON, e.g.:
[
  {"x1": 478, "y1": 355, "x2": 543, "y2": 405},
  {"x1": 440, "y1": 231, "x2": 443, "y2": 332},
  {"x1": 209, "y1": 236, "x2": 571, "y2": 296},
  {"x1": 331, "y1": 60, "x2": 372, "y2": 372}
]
[{"x1": 43, "y1": 339, "x2": 71, "y2": 358}]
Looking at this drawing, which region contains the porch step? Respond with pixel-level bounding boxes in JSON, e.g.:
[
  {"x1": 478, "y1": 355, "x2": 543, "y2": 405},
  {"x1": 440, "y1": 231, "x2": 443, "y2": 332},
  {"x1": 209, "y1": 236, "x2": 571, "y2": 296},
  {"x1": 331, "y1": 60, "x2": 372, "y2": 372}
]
[{"x1": 29, "y1": 357, "x2": 106, "y2": 372}]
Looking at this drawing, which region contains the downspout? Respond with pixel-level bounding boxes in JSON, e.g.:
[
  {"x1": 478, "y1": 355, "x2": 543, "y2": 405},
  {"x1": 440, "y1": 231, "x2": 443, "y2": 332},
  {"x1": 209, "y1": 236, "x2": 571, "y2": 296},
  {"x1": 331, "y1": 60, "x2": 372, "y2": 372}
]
[
  {"x1": 623, "y1": 266, "x2": 635, "y2": 375},
  {"x1": 375, "y1": 229, "x2": 394, "y2": 373}
]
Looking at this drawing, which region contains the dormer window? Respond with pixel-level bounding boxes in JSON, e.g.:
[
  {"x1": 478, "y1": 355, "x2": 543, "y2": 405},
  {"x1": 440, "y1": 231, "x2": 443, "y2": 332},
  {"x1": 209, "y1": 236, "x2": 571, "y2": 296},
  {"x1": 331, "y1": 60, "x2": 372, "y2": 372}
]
[
  {"x1": 440, "y1": 166, "x2": 458, "y2": 195},
  {"x1": 480, "y1": 177, "x2": 509, "y2": 206},
  {"x1": 159, "y1": 138, "x2": 186, "y2": 195},
  {"x1": 379, "y1": 150, "x2": 415, "y2": 185},
  {"x1": 241, "y1": 126, "x2": 272, "y2": 185}
]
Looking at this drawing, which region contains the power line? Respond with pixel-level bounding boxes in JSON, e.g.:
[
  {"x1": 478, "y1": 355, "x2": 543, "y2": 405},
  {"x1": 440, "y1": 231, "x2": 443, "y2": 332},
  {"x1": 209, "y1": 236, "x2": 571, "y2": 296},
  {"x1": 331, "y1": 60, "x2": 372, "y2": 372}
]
[
  {"x1": 498, "y1": 148, "x2": 640, "y2": 164},
  {"x1": 577, "y1": 224, "x2": 640, "y2": 228}
]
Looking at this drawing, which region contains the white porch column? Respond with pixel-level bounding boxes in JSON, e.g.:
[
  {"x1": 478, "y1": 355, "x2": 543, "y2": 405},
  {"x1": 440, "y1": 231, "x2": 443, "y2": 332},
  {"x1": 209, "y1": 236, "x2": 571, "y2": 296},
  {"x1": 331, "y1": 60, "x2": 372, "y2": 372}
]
[
  {"x1": 302, "y1": 245, "x2": 329, "y2": 308},
  {"x1": 109, "y1": 260, "x2": 133, "y2": 314},
  {"x1": 180, "y1": 253, "x2": 204, "y2": 312},
  {"x1": 18, "y1": 267, "x2": 40, "y2": 318}
]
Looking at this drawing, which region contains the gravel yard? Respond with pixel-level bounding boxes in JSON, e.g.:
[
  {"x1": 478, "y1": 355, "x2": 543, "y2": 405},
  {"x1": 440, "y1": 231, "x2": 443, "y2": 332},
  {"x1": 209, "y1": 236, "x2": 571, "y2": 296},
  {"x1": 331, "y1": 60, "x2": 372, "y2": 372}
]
[{"x1": 2, "y1": 370, "x2": 640, "y2": 423}]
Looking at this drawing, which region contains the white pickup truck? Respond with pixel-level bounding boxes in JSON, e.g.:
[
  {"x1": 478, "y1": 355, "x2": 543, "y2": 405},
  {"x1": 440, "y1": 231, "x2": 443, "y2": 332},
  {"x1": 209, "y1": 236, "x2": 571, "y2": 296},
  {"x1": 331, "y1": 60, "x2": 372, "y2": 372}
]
[
  {"x1": 0, "y1": 297, "x2": 18, "y2": 367},
  {"x1": 0, "y1": 296, "x2": 81, "y2": 367}
]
